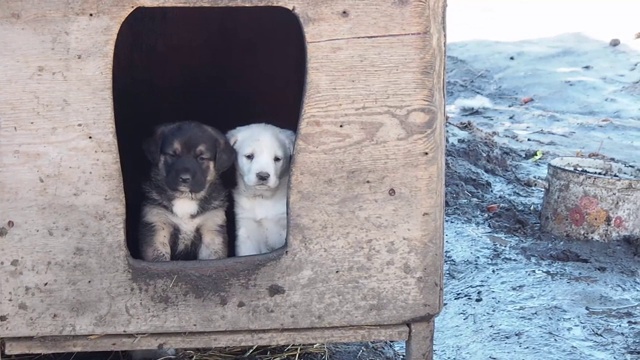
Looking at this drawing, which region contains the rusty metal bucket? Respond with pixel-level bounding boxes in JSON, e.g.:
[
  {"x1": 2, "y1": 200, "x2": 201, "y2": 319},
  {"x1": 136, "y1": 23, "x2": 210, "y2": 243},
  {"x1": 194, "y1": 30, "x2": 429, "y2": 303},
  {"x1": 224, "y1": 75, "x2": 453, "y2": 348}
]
[{"x1": 540, "y1": 157, "x2": 640, "y2": 242}]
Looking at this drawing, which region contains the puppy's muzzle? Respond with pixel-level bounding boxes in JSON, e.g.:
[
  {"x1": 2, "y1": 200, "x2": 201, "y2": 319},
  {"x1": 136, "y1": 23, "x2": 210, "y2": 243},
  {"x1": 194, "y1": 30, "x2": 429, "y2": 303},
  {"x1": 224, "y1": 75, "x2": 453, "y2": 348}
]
[
  {"x1": 179, "y1": 174, "x2": 191, "y2": 185},
  {"x1": 166, "y1": 157, "x2": 206, "y2": 193},
  {"x1": 172, "y1": 169, "x2": 200, "y2": 192},
  {"x1": 256, "y1": 172, "x2": 270, "y2": 182}
]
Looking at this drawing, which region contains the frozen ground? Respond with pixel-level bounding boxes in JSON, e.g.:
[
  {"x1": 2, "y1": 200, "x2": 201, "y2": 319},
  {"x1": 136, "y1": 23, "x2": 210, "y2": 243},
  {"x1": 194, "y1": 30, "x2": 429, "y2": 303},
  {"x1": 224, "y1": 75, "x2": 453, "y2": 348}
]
[{"x1": 430, "y1": 1, "x2": 640, "y2": 359}]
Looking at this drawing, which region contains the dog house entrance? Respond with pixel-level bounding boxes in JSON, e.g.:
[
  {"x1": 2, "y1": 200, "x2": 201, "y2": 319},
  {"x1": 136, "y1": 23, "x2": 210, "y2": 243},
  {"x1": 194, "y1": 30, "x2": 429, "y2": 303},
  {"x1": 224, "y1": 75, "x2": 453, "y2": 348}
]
[{"x1": 112, "y1": 6, "x2": 306, "y2": 259}]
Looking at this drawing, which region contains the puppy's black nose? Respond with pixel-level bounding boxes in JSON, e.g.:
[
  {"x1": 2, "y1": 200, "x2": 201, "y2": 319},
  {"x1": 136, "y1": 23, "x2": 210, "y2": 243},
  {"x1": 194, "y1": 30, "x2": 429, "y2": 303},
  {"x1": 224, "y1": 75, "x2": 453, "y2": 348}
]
[
  {"x1": 179, "y1": 174, "x2": 191, "y2": 184},
  {"x1": 256, "y1": 172, "x2": 270, "y2": 181}
]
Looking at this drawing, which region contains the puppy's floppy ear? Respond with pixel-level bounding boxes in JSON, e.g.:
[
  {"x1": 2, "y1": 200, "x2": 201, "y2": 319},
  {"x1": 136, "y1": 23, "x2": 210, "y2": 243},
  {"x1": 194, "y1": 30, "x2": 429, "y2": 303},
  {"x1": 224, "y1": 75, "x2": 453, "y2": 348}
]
[
  {"x1": 279, "y1": 129, "x2": 296, "y2": 156},
  {"x1": 204, "y1": 126, "x2": 235, "y2": 173},
  {"x1": 215, "y1": 137, "x2": 236, "y2": 173},
  {"x1": 225, "y1": 127, "x2": 241, "y2": 148},
  {"x1": 143, "y1": 123, "x2": 172, "y2": 164}
]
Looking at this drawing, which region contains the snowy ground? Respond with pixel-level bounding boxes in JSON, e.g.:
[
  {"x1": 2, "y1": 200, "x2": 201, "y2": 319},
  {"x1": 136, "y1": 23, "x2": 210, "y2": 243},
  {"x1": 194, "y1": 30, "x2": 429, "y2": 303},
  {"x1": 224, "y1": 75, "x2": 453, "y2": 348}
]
[{"x1": 431, "y1": 1, "x2": 640, "y2": 359}]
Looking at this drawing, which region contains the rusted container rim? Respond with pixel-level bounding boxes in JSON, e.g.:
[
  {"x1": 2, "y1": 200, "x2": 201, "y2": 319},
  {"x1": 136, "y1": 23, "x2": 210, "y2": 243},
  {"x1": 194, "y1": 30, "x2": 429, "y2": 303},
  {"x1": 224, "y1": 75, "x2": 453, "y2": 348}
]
[{"x1": 549, "y1": 157, "x2": 640, "y2": 184}]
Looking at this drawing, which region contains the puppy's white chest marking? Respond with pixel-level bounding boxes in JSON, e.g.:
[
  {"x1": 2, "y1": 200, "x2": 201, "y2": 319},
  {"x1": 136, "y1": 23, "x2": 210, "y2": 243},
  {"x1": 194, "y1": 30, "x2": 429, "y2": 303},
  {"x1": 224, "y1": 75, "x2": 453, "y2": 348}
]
[
  {"x1": 170, "y1": 199, "x2": 201, "y2": 252},
  {"x1": 246, "y1": 197, "x2": 286, "y2": 221},
  {"x1": 172, "y1": 198, "x2": 199, "y2": 218},
  {"x1": 235, "y1": 192, "x2": 288, "y2": 255}
]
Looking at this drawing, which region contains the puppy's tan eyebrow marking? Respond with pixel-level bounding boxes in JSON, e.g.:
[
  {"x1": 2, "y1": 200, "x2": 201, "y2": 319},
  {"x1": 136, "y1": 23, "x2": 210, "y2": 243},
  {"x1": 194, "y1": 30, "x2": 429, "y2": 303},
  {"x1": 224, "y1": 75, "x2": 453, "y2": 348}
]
[
  {"x1": 171, "y1": 141, "x2": 182, "y2": 154},
  {"x1": 196, "y1": 144, "x2": 211, "y2": 157}
]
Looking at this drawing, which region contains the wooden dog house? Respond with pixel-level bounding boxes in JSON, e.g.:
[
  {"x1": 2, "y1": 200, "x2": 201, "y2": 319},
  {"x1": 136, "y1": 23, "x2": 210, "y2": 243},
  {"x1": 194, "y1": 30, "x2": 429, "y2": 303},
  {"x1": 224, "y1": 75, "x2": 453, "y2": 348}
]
[{"x1": 0, "y1": 1, "x2": 446, "y2": 359}]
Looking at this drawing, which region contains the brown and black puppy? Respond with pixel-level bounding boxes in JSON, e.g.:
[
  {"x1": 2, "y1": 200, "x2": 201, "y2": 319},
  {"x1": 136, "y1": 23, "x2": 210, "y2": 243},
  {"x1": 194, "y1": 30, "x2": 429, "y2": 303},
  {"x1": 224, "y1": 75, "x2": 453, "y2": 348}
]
[{"x1": 139, "y1": 121, "x2": 235, "y2": 262}]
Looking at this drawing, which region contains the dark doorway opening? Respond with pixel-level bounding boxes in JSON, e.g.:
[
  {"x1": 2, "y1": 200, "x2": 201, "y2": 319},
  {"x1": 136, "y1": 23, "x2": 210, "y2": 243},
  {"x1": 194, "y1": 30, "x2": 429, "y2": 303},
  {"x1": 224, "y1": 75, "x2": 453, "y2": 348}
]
[{"x1": 113, "y1": 6, "x2": 306, "y2": 259}]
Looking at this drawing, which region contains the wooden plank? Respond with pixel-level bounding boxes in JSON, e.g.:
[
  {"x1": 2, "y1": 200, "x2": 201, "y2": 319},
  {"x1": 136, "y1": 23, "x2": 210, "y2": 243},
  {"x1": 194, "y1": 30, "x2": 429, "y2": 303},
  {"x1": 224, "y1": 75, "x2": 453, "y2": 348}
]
[
  {"x1": 0, "y1": 0, "x2": 427, "y2": 44},
  {"x1": 138, "y1": 0, "x2": 429, "y2": 44},
  {"x1": 3, "y1": 325, "x2": 409, "y2": 354},
  {"x1": 427, "y1": 0, "x2": 447, "y2": 313},
  {"x1": 406, "y1": 321, "x2": 435, "y2": 360},
  {"x1": 0, "y1": 0, "x2": 445, "y2": 337}
]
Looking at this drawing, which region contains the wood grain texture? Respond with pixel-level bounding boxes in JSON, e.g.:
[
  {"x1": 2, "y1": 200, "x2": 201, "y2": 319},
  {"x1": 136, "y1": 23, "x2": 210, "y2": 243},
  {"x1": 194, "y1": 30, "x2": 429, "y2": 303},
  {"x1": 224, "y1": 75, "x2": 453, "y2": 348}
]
[
  {"x1": 0, "y1": 0, "x2": 446, "y2": 339},
  {"x1": 406, "y1": 321, "x2": 435, "y2": 360},
  {"x1": 4, "y1": 325, "x2": 409, "y2": 354}
]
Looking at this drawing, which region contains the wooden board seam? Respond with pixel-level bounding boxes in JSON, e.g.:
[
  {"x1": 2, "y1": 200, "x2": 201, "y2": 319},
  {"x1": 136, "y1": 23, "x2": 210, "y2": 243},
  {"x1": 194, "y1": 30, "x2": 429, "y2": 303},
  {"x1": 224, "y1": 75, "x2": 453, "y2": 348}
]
[{"x1": 3, "y1": 324, "x2": 411, "y2": 354}]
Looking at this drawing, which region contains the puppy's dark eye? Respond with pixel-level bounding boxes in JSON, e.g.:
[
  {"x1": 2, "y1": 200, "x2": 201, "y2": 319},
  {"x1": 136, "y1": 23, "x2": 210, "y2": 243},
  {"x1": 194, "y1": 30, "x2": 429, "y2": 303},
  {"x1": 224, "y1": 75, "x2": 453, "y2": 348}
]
[
  {"x1": 274, "y1": 156, "x2": 282, "y2": 163},
  {"x1": 163, "y1": 152, "x2": 176, "y2": 159},
  {"x1": 197, "y1": 156, "x2": 210, "y2": 163},
  {"x1": 245, "y1": 154, "x2": 254, "y2": 161}
]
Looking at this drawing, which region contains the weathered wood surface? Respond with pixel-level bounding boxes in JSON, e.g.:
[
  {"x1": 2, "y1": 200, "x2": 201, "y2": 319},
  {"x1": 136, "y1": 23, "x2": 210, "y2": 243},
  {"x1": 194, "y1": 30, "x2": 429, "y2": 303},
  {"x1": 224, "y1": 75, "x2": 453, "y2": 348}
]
[
  {"x1": 4, "y1": 325, "x2": 409, "y2": 354},
  {"x1": 406, "y1": 321, "x2": 435, "y2": 360},
  {"x1": 0, "y1": 0, "x2": 446, "y2": 338}
]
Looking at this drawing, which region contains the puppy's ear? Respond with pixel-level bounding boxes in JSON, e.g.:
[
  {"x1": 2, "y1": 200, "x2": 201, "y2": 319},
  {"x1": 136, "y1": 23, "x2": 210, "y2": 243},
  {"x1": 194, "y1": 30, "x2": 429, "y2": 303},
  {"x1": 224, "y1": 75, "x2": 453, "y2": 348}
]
[
  {"x1": 143, "y1": 124, "x2": 172, "y2": 164},
  {"x1": 225, "y1": 128, "x2": 241, "y2": 148},
  {"x1": 279, "y1": 129, "x2": 296, "y2": 156},
  {"x1": 215, "y1": 138, "x2": 236, "y2": 173},
  {"x1": 204, "y1": 126, "x2": 235, "y2": 173}
]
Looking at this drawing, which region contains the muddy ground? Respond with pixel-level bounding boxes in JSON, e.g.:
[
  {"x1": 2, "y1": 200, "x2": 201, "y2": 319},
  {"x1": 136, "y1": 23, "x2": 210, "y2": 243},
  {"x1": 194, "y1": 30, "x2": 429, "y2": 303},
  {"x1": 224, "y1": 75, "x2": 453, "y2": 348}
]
[{"x1": 433, "y1": 19, "x2": 640, "y2": 357}]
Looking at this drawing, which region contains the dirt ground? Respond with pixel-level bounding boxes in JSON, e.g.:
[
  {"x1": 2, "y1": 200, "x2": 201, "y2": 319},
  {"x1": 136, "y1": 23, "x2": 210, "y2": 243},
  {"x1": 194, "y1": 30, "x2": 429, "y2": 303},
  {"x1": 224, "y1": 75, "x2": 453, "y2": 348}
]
[{"x1": 434, "y1": 2, "x2": 640, "y2": 354}]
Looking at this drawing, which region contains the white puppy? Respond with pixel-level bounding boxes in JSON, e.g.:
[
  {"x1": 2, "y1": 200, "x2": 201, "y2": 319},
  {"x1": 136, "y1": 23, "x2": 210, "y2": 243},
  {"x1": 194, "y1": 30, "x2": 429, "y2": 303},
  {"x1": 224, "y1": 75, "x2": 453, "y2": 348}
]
[{"x1": 226, "y1": 123, "x2": 295, "y2": 256}]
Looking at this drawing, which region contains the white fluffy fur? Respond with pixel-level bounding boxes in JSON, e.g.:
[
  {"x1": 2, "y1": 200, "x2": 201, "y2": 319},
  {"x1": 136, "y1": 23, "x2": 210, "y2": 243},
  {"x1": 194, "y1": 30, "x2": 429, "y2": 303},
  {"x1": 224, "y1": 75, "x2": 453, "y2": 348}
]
[
  {"x1": 171, "y1": 198, "x2": 199, "y2": 218},
  {"x1": 226, "y1": 123, "x2": 295, "y2": 256}
]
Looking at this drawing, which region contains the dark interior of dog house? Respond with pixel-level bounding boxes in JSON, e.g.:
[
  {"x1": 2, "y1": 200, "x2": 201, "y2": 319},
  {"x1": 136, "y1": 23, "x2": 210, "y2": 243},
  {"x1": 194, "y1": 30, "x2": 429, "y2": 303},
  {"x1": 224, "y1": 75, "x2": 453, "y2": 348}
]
[{"x1": 112, "y1": 6, "x2": 306, "y2": 259}]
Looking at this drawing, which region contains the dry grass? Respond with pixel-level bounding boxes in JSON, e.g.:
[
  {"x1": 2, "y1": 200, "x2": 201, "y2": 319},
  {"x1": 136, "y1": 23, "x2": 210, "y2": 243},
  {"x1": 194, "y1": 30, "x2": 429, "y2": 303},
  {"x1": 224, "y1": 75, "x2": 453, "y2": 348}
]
[{"x1": 170, "y1": 344, "x2": 328, "y2": 360}]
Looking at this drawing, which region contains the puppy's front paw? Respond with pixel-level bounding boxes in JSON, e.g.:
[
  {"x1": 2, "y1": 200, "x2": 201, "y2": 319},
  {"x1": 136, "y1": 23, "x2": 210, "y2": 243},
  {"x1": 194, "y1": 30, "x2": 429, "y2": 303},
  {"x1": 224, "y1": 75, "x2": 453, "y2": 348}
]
[
  {"x1": 197, "y1": 246, "x2": 227, "y2": 260},
  {"x1": 235, "y1": 240, "x2": 262, "y2": 257},
  {"x1": 144, "y1": 247, "x2": 171, "y2": 262}
]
